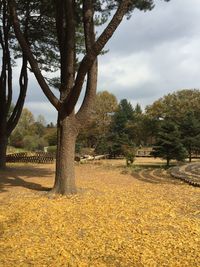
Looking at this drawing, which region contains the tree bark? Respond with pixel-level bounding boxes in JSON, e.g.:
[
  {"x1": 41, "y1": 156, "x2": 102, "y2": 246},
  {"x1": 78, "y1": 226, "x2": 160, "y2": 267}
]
[
  {"x1": 0, "y1": 130, "x2": 8, "y2": 169},
  {"x1": 51, "y1": 113, "x2": 79, "y2": 195}
]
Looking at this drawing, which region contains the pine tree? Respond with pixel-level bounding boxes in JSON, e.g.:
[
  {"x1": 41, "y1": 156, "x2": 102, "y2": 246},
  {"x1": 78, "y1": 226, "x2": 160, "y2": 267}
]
[
  {"x1": 108, "y1": 99, "x2": 135, "y2": 158},
  {"x1": 180, "y1": 112, "x2": 200, "y2": 162},
  {"x1": 151, "y1": 120, "x2": 187, "y2": 166},
  {"x1": 8, "y1": 0, "x2": 169, "y2": 194}
]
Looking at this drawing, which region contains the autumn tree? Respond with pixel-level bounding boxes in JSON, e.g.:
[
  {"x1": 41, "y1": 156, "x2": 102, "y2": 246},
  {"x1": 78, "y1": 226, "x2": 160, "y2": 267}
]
[
  {"x1": 10, "y1": 108, "x2": 47, "y2": 150},
  {"x1": 77, "y1": 90, "x2": 118, "y2": 149},
  {"x1": 146, "y1": 89, "x2": 200, "y2": 121},
  {"x1": 8, "y1": 0, "x2": 169, "y2": 194}
]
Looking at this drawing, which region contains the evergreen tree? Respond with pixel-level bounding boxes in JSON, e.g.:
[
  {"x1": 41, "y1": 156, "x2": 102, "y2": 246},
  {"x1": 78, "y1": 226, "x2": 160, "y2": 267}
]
[
  {"x1": 134, "y1": 103, "x2": 142, "y2": 115},
  {"x1": 151, "y1": 120, "x2": 187, "y2": 166},
  {"x1": 180, "y1": 112, "x2": 200, "y2": 162},
  {"x1": 108, "y1": 99, "x2": 135, "y2": 157}
]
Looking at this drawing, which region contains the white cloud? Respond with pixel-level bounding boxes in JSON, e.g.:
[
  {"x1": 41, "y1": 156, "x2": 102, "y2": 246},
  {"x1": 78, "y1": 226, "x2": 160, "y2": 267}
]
[
  {"x1": 99, "y1": 52, "x2": 158, "y2": 89},
  {"x1": 9, "y1": 0, "x2": 200, "y2": 123}
]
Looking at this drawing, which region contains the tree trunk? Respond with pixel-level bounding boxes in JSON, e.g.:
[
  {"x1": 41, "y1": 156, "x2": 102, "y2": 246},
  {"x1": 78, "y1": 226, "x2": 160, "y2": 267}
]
[
  {"x1": 0, "y1": 133, "x2": 8, "y2": 169},
  {"x1": 189, "y1": 148, "x2": 192, "y2": 162},
  {"x1": 51, "y1": 113, "x2": 79, "y2": 195},
  {"x1": 166, "y1": 157, "x2": 170, "y2": 167}
]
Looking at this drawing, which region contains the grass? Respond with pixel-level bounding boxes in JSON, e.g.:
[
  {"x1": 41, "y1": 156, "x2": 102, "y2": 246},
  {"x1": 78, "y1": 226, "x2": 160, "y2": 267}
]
[{"x1": 0, "y1": 160, "x2": 200, "y2": 266}]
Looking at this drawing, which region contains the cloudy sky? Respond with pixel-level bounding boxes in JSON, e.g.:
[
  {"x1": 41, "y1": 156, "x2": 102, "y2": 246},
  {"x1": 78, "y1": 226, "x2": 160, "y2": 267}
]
[{"x1": 13, "y1": 0, "x2": 200, "y2": 123}]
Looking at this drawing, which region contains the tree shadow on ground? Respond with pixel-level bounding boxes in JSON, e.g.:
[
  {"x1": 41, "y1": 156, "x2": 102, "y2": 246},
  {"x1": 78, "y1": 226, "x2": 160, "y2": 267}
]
[{"x1": 0, "y1": 165, "x2": 54, "y2": 194}]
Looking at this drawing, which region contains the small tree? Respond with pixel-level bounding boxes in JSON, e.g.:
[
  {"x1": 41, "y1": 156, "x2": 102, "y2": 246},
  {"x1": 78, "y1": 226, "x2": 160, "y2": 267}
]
[
  {"x1": 122, "y1": 144, "x2": 136, "y2": 166},
  {"x1": 151, "y1": 120, "x2": 187, "y2": 166}
]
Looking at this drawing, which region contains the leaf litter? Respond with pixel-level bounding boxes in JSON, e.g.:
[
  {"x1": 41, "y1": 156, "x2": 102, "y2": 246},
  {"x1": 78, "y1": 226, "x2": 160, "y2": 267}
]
[{"x1": 0, "y1": 162, "x2": 199, "y2": 266}]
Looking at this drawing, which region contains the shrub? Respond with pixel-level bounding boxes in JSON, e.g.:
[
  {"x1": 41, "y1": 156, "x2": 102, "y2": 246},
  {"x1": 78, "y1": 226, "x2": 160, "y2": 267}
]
[{"x1": 47, "y1": 146, "x2": 57, "y2": 154}]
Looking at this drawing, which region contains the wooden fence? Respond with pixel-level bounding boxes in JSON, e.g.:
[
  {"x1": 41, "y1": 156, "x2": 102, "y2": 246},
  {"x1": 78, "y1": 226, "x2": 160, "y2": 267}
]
[
  {"x1": 6, "y1": 152, "x2": 55, "y2": 164},
  {"x1": 6, "y1": 149, "x2": 200, "y2": 164}
]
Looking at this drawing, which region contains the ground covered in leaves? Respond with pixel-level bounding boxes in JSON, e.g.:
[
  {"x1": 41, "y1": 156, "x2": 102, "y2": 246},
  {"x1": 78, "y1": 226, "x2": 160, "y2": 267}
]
[{"x1": 0, "y1": 160, "x2": 200, "y2": 266}]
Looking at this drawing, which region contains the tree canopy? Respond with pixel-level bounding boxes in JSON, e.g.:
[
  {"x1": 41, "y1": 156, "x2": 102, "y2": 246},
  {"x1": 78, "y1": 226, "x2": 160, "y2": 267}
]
[{"x1": 146, "y1": 89, "x2": 200, "y2": 121}]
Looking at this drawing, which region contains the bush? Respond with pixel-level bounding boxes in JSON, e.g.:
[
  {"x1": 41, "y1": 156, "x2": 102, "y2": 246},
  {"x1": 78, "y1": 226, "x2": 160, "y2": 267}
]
[
  {"x1": 122, "y1": 144, "x2": 137, "y2": 167},
  {"x1": 23, "y1": 135, "x2": 48, "y2": 151},
  {"x1": 9, "y1": 131, "x2": 24, "y2": 148},
  {"x1": 47, "y1": 146, "x2": 57, "y2": 154},
  {"x1": 45, "y1": 130, "x2": 57, "y2": 146},
  {"x1": 23, "y1": 135, "x2": 39, "y2": 151}
]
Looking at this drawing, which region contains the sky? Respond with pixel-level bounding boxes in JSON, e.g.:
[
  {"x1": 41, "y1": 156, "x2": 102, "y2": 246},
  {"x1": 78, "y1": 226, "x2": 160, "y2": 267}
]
[{"x1": 13, "y1": 0, "x2": 200, "y2": 123}]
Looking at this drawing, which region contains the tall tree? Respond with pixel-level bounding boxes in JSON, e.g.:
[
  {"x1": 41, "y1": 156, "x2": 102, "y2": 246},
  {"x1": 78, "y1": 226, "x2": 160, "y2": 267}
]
[
  {"x1": 0, "y1": 0, "x2": 28, "y2": 168},
  {"x1": 8, "y1": 0, "x2": 169, "y2": 194},
  {"x1": 179, "y1": 112, "x2": 200, "y2": 162},
  {"x1": 0, "y1": 0, "x2": 62, "y2": 168},
  {"x1": 107, "y1": 99, "x2": 135, "y2": 157}
]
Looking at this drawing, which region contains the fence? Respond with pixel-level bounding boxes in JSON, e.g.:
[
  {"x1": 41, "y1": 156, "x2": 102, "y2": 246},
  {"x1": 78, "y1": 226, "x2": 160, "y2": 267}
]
[{"x1": 6, "y1": 152, "x2": 55, "y2": 164}]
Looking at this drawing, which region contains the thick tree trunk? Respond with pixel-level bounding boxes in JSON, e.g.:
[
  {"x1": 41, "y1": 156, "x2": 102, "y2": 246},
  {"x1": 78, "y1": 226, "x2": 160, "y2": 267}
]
[
  {"x1": 51, "y1": 113, "x2": 79, "y2": 195},
  {"x1": 0, "y1": 133, "x2": 8, "y2": 169}
]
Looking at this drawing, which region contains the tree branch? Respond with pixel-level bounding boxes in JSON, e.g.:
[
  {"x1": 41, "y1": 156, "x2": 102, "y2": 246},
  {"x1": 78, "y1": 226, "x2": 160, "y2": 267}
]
[
  {"x1": 8, "y1": 0, "x2": 61, "y2": 110},
  {"x1": 76, "y1": 0, "x2": 97, "y2": 123},
  {"x1": 63, "y1": 0, "x2": 131, "y2": 115},
  {"x1": 59, "y1": 0, "x2": 76, "y2": 100},
  {"x1": 7, "y1": 53, "x2": 27, "y2": 136}
]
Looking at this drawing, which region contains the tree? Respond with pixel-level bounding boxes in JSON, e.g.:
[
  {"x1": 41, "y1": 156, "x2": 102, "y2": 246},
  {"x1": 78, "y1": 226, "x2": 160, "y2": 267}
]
[
  {"x1": 10, "y1": 108, "x2": 42, "y2": 150},
  {"x1": 34, "y1": 115, "x2": 46, "y2": 137},
  {"x1": 139, "y1": 115, "x2": 159, "y2": 145},
  {"x1": 0, "y1": 0, "x2": 59, "y2": 168},
  {"x1": 92, "y1": 91, "x2": 118, "y2": 136},
  {"x1": 179, "y1": 112, "x2": 200, "y2": 162},
  {"x1": 151, "y1": 120, "x2": 187, "y2": 166},
  {"x1": 77, "y1": 90, "x2": 118, "y2": 149},
  {"x1": 146, "y1": 89, "x2": 200, "y2": 121},
  {"x1": 0, "y1": 0, "x2": 28, "y2": 168},
  {"x1": 111, "y1": 99, "x2": 134, "y2": 134},
  {"x1": 134, "y1": 103, "x2": 142, "y2": 115},
  {"x1": 10, "y1": 108, "x2": 48, "y2": 150},
  {"x1": 8, "y1": 0, "x2": 169, "y2": 194},
  {"x1": 107, "y1": 99, "x2": 135, "y2": 157}
]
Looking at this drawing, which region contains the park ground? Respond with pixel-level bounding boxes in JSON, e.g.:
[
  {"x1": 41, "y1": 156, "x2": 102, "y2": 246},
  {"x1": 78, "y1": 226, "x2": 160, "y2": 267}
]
[{"x1": 0, "y1": 158, "x2": 200, "y2": 266}]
